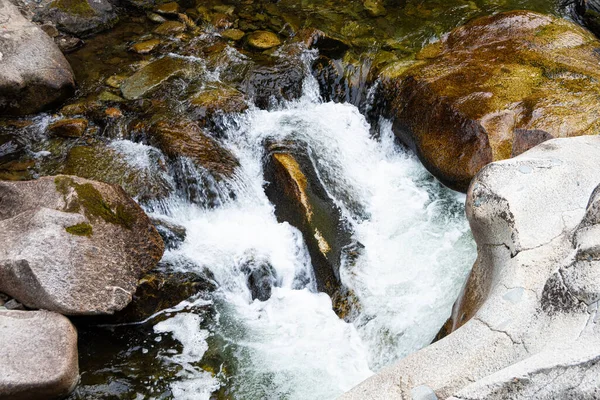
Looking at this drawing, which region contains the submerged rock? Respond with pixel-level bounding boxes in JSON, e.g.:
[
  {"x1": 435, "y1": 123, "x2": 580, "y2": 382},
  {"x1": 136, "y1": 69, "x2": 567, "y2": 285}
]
[
  {"x1": 341, "y1": 136, "x2": 600, "y2": 399},
  {"x1": 0, "y1": 175, "x2": 164, "y2": 315},
  {"x1": 381, "y1": 11, "x2": 600, "y2": 191},
  {"x1": 264, "y1": 142, "x2": 352, "y2": 298},
  {"x1": 100, "y1": 269, "x2": 216, "y2": 323},
  {"x1": 246, "y1": 30, "x2": 281, "y2": 50},
  {"x1": 0, "y1": 310, "x2": 79, "y2": 400},
  {"x1": 0, "y1": 0, "x2": 75, "y2": 116},
  {"x1": 189, "y1": 84, "x2": 248, "y2": 123},
  {"x1": 35, "y1": 0, "x2": 118, "y2": 36}
]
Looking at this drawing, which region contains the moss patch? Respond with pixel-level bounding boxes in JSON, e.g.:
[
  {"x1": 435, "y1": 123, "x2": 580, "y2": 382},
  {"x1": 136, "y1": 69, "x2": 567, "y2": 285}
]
[
  {"x1": 66, "y1": 222, "x2": 93, "y2": 236},
  {"x1": 54, "y1": 176, "x2": 136, "y2": 229},
  {"x1": 50, "y1": 0, "x2": 95, "y2": 16}
]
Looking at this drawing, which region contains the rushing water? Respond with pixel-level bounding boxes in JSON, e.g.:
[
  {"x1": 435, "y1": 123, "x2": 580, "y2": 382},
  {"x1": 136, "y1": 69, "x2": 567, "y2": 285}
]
[{"x1": 104, "y1": 67, "x2": 478, "y2": 399}]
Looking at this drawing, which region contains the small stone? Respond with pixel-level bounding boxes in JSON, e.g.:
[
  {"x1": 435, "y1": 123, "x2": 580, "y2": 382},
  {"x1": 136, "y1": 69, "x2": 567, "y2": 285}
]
[
  {"x1": 97, "y1": 91, "x2": 124, "y2": 102},
  {"x1": 178, "y1": 13, "x2": 199, "y2": 31},
  {"x1": 154, "y1": 2, "x2": 180, "y2": 16},
  {"x1": 105, "y1": 107, "x2": 122, "y2": 118},
  {"x1": 211, "y1": 13, "x2": 232, "y2": 29},
  {"x1": 48, "y1": 118, "x2": 88, "y2": 138},
  {"x1": 213, "y1": 4, "x2": 235, "y2": 15},
  {"x1": 246, "y1": 30, "x2": 281, "y2": 50},
  {"x1": 4, "y1": 299, "x2": 25, "y2": 310},
  {"x1": 147, "y1": 12, "x2": 166, "y2": 23},
  {"x1": 154, "y1": 20, "x2": 186, "y2": 35},
  {"x1": 105, "y1": 74, "x2": 126, "y2": 88},
  {"x1": 131, "y1": 38, "x2": 161, "y2": 54},
  {"x1": 120, "y1": 56, "x2": 193, "y2": 100},
  {"x1": 222, "y1": 28, "x2": 245, "y2": 41},
  {"x1": 55, "y1": 34, "x2": 85, "y2": 53}
]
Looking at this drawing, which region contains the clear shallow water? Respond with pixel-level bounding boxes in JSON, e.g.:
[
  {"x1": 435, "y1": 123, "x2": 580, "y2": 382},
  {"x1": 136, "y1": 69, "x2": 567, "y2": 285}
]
[{"x1": 140, "y1": 79, "x2": 476, "y2": 398}]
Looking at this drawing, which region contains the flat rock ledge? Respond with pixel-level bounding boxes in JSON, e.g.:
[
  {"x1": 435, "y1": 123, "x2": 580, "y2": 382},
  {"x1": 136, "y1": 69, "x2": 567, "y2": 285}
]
[
  {"x1": 340, "y1": 136, "x2": 600, "y2": 399},
  {"x1": 0, "y1": 310, "x2": 79, "y2": 400}
]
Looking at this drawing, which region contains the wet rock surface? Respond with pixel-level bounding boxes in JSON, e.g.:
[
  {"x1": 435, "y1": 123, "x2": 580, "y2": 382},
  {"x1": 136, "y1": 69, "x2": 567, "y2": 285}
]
[
  {"x1": 34, "y1": 0, "x2": 118, "y2": 36},
  {"x1": 0, "y1": 0, "x2": 75, "y2": 115},
  {"x1": 0, "y1": 175, "x2": 164, "y2": 315},
  {"x1": 381, "y1": 11, "x2": 600, "y2": 191},
  {"x1": 0, "y1": 310, "x2": 79, "y2": 400},
  {"x1": 264, "y1": 142, "x2": 352, "y2": 299},
  {"x1": 341, "y1": 136, "x2": 600, "y2": 399}
]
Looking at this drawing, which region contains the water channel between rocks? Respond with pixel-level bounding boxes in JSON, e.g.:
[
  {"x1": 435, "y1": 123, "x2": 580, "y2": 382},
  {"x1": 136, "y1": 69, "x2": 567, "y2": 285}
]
[{"x1": 67, "y1": 65, "x2": 476, "y2": 399}]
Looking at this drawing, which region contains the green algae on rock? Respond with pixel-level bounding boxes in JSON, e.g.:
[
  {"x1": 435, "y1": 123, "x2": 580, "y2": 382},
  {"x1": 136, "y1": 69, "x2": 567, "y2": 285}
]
[
  {"x1": 381, "y1": 11, "x2": 600, "y2": 192},
  {"x1": 66, "y1": 222, "x2": 93, "y2": 236},
  {"x1": 62, "y1": 144, "x2": 174, "y2": 203}
]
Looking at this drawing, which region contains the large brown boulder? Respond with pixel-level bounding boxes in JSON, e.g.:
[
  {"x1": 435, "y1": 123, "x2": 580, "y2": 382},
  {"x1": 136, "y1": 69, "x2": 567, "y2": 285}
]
[
  {"x1": 381, "y1": 11, "x2": 600, "y2": 191},
  {"x1": 0, "y1": 0, "x2": 75, "y2": 115},
  {"x1": 0, "y1": 175, "x2": 164, "y2": 315},
  {"x1": 0, "y1": 310, "x2": 79, "y2": 400}
]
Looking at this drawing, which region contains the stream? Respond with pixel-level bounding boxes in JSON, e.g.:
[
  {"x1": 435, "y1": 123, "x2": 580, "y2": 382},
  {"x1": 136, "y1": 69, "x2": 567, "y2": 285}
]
[{"x1": 70, "y1": 62, "x2": 475, "y2": 399}]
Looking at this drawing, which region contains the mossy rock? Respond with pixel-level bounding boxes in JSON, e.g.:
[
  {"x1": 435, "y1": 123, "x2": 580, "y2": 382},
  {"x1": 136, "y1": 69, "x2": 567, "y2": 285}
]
[
  {"x1": 120, "y1": 56, "x2": 195, "y2": 100},
  {"x1": 381, "y1": 11, "x2": 600, "y2": 192},
  {"x1": 130, "y1": 38, "x2": 162, "y2": 54},
  {"x1": 189, "y1": 85, "x2": 248, "y2": 122},
  {"x1": 62, "y1": 144, "x2": 174, "y2": 203},
  {"x1": 246, "y1": 30, "x2": 281, "y2": 50},
  {"x1": 148, "y1": 118, "x2": 239, "y2": 178},
  {"x1": 154, "y1": 20, "x2": 186, "y2": 35},
  {"x1": 36, "y1": 0, "x2": 118, "y2": 36},
  {"x1": 221, "y1": 28, "x2": 245, "y2": 41}
]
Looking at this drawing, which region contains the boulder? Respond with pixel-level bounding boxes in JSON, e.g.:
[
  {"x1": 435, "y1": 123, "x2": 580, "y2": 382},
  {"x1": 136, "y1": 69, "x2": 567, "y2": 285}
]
[
  {"x1": 381, "y1": 11, "x2": 600, "y2": 191},
  {"x1": 0, "y1": 0, "x2": 75, "y2": 116},
  {"x1": 189, "y1": 84, "x2": 248, "y2": 123},
  {"x1": 34, "y1": 0, "x2": 118, "y2": 36},
  {"x1": 0, "y1": 310, "x2": 79, "y2": 400},
  {"x1": 340, "y1": 136, "x2": 600, "y2": 399},
  {"x1": 263, "y1": 142, "x2": 352, "y2": 298},
  {"x1": 0, "y1": 175, "x2": 165, "y2": 315}
]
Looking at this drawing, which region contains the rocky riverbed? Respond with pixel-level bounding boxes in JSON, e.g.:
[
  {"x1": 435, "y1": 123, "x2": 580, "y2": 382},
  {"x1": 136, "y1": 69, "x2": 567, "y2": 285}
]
[{"x1": 1, "y1": 0, "x2": 600, "y2": 399}]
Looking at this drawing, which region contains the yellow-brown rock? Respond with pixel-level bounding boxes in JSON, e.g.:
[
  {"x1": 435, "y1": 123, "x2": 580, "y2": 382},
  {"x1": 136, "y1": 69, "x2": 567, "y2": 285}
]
[
  {"x1": 130, "y1": 38, "x2": 161, "y2": 54},
  {"x1": 48, "y1": 118, "x2": 88, "y2": 138},
  {"x1": 382, "y1": 11, "x2": 600, "y2": 191},
  {"x1": 246, "y1": 30, "x2": 281, "y2": 50}
]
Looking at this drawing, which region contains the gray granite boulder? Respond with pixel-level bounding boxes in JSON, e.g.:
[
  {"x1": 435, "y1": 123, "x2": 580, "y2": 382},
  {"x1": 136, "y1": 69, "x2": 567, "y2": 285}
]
[
  {"x1": 340, "y1": 136, "x2": 600, "y2": 399},
  {"x1": 0, "y1": 175, "x2": 165, "y2": 315},
  {"x1": 0, "y1": 0, "x2": 75, "y2": 115},
  {"x1": 0, "y1": 310, "x2": 79, "y2": 400}
]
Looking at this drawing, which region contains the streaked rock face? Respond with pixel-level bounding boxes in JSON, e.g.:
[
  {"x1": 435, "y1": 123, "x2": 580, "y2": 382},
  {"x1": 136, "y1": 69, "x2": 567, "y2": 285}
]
[
  {"x1": 0, "y1": 0, "x2": 75, "y2": 116},
  {"x1": 381, "y1": 11, "x2": 600, "y2": 191},
  {"x1": 341, "y1": 136, "x2": 600, "y2": 399},
  {"x1": 0, "y1": 310, "x2": 79, "y2": 400},
  {"x1": 0, "y1": 175, "x2": 164, "y2": 315}
]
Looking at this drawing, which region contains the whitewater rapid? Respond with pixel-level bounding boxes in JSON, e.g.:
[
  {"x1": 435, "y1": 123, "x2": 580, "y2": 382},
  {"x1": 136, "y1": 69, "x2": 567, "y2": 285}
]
[{"x1": 112, "y1": 66, "x2": 477, "y2": 399}]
